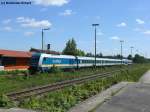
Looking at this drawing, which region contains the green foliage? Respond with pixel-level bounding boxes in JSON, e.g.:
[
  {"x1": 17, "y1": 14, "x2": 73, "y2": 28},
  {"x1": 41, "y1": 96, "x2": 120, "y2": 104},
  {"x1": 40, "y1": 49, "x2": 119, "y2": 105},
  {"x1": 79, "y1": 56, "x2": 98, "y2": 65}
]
[
  {"x1": 50, "y1": 65, "x2": 62, "y2": 73},
  {"x1": 96, "y1": 53, "x2": 103, "y2": 58},
  {"x1": 133, "y1": 54, "x2": 148, "y2": 63},
  {"x1": 19, "y1": 64, "x2": 150, "y2": 112},
  {"x1": 62, "y1": 38, "x2": 77, "y2": 56},
  {"x1": 0, "y1": 64, "x2": 149, "y2": 112},
  {"x1": 0, "y1": 94, "x2": 14, "y2": 107},
  {"x1": 86, "y1": 52, "x2": 94, "y2": 57},
  {"x1": 127, "y1": 54, "x2": 132, "y2": 60},
  {"x1": 20, "y1": 97, "x2": 40, "y2": 110},
  {"x1": 0, "y1": 66, "x2": 123, "y2": 93},
  {"x1": 76, "y1": 49, "x2": 85, "y2": 56},
  {"x1": 0, "y1": 70, "x2": 26, "y2": 76},
  {"x1": 62, "y1": 38, "x2": 86, "y2": 56}
]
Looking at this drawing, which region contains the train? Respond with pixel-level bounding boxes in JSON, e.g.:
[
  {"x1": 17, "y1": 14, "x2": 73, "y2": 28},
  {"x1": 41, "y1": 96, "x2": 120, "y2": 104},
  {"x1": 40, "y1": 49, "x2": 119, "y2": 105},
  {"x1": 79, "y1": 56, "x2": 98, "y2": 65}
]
[{"x1": 29, "y1": 53, "x2": 132, "y2": 72}]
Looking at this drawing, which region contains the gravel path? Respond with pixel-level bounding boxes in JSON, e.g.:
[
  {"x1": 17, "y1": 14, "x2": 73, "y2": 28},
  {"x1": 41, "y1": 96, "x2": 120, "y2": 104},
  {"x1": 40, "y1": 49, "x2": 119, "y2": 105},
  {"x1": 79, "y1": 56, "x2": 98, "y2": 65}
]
[{"x1": 139, "y1": 70, "x2": 150, "y2": 84}]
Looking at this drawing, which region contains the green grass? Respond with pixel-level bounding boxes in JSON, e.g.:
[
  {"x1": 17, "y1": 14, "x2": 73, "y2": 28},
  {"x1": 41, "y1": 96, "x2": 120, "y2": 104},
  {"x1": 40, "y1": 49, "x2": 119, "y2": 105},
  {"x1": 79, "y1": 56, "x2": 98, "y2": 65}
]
[
  {"x1": 0, "y1": 65, "x2": 129, "y2": 94},
  {"x1": 16, "y1": 64, "x2": 150, "y2": 112},
  {"x1": 0, "y1": 70, "x2": 26, "y2": 76},
  {"x1": 0, "y1": 64, "x2": 146, "y2": 94}
]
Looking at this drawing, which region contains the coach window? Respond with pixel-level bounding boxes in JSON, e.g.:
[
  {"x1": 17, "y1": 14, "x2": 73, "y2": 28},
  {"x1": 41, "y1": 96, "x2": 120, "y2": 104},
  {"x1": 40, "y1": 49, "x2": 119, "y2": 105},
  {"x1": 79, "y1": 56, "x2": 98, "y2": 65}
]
[
  {"x1": 80, "y1": 60, "x2": 82, "y2": 63},
  {"x1": 43, "y1": 57, "x2": 46, "y2": 61}
]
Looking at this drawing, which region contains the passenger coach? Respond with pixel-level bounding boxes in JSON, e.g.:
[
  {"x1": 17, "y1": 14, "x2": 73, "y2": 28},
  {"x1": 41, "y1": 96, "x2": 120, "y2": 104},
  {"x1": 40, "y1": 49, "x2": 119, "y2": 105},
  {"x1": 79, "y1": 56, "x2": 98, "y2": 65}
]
[{"x1": 30, "y1": 53, "x2": 132, "y2": 72}]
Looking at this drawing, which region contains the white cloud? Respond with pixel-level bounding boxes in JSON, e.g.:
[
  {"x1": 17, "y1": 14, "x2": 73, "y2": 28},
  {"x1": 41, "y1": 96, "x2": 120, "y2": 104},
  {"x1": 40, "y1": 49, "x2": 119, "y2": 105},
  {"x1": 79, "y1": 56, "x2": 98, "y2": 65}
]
[
  {"x1": 33, "y1": 0, "x2": 69, "y2": 6},
  {"x1": 143, "y1": 30, "x2": 150, "y2": 35},
  {"x1": 24, "y1": 32, "x2": 34, "y2": 36},
  {"x1": 117, "y1": 22, "x2": 127, "y2": 27},
  {"x1": 17, "y1": 17, "x2": 35, "y2": 23},
  {"x1": 16, "y1": 17, "x2": 52, "y2": 28},
  {"x1": 59, "y1": 9, "x2": 73, "y2": 16},
  {"x1": 2, "y1": 19, "x2": 11, "y2": 24},
  {"x1": 3, "y1": 26, "x2": 12, "y2": 31},
  {"x1": 110, "y1": 36, "x2": 120, "y2": 40},
  {"x1": 136, "y1": 19, "x2": 145, "y2": 24}
]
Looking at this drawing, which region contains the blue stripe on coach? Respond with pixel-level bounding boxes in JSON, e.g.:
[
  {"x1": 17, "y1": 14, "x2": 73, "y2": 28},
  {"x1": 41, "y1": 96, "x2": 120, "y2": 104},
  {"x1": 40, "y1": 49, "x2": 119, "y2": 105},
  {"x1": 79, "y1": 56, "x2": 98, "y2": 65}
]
[{"x1": 42, "y1": 57, "x2": 77, "y2": 65}]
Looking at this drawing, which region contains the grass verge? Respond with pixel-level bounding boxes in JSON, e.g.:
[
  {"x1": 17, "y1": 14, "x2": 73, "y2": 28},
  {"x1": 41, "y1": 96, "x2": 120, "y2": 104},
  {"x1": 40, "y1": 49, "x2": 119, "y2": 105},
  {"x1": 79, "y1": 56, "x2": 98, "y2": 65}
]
[
  {"x1": 0, "y1": 65, "x2": 128, "y2": 93},
  {"x1": 11, "y1": 64, "x2": 150, "y2": 112}
]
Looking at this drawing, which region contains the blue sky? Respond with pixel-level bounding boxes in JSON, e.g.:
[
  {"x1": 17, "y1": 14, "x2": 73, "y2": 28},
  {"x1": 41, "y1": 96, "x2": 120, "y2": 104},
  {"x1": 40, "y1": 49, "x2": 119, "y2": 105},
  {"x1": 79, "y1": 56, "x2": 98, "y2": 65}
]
[{"x1": 0, "y1": 0, "x2": 150, "y2": 57}]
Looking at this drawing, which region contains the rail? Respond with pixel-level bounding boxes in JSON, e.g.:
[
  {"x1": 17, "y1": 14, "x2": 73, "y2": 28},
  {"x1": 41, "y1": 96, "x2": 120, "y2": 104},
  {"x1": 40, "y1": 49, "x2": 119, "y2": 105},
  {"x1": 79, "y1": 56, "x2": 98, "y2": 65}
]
[{"x1": 7, "y1": 69, "x2": 125, "y2": 101}]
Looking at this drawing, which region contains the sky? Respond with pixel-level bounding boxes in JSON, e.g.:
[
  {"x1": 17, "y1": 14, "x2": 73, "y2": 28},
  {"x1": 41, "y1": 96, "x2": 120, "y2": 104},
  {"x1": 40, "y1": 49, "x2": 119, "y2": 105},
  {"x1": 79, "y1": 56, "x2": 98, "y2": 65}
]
[{"x1": 0, "y1": 0, "x2": 150, "y2": 57}]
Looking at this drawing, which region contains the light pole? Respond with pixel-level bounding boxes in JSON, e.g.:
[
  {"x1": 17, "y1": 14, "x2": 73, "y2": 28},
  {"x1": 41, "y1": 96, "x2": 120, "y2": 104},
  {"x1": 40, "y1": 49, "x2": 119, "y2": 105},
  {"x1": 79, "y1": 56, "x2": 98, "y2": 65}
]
[
  {"x1": 136, "y1": 49, "x2": 139, "y2": 55},
  {"x1": 42, "y1": 28, "x2": 50, "y2": 50},
  {"x1": 120, "y1": 40, "x2": 124, "y2": 64},
  {"x1": 130, "y1": 46, "x2": 134, "y2": 58},
  {"x1": 92, "y1": 24, "x2": 99, "y2": 68}
]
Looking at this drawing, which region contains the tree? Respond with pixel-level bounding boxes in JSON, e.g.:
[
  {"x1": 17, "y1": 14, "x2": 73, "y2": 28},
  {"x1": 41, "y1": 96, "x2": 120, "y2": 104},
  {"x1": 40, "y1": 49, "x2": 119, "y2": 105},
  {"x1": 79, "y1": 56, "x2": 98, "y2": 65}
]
[
  {"x1": 62, "y1": 38, "x2": 77, "y2": 56},
  {"x1": 76, "y1": 49, "x2": 85, "y2": 56},
  {"x1": 62, "y1": 38, "x2": 86, "y2": 56},
  {"x1": 127, "y1": 55, "x2": 132, "y2": 60},
  {"x1": 86, "y1": 52, "x2": 93, "y2": 57},
  {"x1": 133, "y1": 54, "x2": 146, "y2": 63},
  {"x1": 115, "y1": 54, "x2": 122, "y2": 59},
  {"x1": 97, "y1": 53, "x2": 103, "y2": 58}
]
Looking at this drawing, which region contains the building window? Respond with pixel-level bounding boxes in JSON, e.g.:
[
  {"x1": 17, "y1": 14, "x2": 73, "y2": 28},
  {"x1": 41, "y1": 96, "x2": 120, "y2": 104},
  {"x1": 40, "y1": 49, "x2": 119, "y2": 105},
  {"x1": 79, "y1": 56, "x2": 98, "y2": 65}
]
[{"x1": 2, "y1": 57, "x2": 16, "y2": 66}]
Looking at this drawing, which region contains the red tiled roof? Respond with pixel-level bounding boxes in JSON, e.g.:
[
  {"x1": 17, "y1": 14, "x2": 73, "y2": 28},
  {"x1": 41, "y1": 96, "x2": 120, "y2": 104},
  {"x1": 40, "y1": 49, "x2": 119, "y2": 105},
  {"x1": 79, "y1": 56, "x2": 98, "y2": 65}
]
[{"x1": 0, "y1": 49, "x2": 32, "y2": 58}]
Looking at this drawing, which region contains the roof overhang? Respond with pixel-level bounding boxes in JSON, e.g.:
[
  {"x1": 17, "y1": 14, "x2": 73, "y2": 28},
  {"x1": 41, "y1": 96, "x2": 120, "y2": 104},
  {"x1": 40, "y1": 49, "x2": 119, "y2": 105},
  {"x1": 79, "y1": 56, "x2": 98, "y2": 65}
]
[{"x1": 0, "y1": 49, "x2": 32, "y2": 58}]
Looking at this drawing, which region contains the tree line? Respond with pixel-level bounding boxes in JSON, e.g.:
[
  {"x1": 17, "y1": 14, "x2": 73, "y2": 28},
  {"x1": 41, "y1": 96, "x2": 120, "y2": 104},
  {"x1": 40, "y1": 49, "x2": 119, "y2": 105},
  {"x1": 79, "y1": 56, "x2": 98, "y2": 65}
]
[{"x1": 62, "y1": 38, "x2": 149, "y2": 63}]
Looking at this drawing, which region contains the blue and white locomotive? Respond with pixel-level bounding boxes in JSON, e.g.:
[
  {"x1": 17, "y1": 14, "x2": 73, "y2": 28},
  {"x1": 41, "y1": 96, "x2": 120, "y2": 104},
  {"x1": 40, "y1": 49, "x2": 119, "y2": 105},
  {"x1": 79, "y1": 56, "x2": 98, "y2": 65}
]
[{"x1": 30, "y1": 53, "x2": 132, "y2": 72}]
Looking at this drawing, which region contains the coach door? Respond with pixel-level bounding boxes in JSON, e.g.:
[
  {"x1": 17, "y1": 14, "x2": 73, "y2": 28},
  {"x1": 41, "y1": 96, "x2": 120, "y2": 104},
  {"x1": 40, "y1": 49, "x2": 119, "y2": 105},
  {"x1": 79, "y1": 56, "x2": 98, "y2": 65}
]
[{"x1": 75, "y1": 57, "x2": 79, "y2": 69}]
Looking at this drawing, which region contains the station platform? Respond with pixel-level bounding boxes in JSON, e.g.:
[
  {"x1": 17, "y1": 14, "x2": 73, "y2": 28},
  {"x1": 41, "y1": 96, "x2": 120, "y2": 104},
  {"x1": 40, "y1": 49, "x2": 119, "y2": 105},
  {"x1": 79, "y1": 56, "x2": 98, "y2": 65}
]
[
  {"x1": 95, "y1": 83, "x2": 150, "y2": 112},
  {"x1": 95, "y1": 70, "x2": 150, "y2": 112},
  {"x1": 69, "y1": 70, "x2": 150, "y2": 112}
]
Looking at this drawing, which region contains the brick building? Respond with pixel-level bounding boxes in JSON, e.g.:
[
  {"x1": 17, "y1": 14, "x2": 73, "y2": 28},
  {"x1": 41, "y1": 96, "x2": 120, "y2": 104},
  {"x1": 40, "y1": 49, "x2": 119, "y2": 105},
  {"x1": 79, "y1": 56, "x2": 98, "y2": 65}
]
[{"x1": 0, "y1": 49, "x2": 31, "y2": 71}]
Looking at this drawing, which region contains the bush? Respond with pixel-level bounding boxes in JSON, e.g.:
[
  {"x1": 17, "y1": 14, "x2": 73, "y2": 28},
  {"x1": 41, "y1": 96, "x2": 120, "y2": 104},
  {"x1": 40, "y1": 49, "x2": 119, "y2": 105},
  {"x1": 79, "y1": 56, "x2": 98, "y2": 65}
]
[
  {"x1": 0, "y1": 94, "x2": 14, "y2": 107},
  {"x1": 50, "y1": 65, "x2": 62, "y2": 73},
  {"x1": 0, "y1": 70, "x2": 26, "y2": 76}
]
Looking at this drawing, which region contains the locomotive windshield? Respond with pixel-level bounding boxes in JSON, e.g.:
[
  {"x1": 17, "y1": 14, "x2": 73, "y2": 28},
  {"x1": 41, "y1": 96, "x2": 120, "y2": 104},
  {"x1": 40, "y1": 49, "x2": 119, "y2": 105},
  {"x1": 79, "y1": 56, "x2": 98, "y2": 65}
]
[{"x1": 30, "y1": 54, "x2": 41, "y2": 66}]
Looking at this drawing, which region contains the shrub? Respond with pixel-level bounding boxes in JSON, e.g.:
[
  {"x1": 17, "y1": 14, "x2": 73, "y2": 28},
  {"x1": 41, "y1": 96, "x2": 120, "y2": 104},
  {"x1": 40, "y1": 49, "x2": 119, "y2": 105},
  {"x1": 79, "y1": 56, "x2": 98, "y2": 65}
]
[
  {"x1": 50, "y1": 65, "x2": 62, "y2": 73},
  {"x1": 0, "y1": 94, "x2": 14, "y2": 107},
  {"x1": 0, "y1": 70, "x2": 26, "y2": 76}
]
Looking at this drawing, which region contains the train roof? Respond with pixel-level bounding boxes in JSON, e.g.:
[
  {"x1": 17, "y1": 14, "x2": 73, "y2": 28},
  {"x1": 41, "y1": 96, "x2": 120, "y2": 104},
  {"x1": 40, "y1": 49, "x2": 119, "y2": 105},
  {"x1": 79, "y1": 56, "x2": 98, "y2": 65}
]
[
  {"x1": 40, "y1": 53, "x2": 76, "y2": 59},
  {"x1": 34, "y1": 53, "x2": 129, "y2": 61},
  {"x1": 77, "y1": 56, "x2": 122, "y2": 61}
]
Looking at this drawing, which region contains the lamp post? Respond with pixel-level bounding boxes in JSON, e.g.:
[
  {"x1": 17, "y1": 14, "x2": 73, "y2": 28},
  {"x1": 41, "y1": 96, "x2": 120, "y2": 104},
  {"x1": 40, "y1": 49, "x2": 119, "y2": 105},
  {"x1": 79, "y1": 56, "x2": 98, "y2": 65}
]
[
  {"x1": 42, "y1": 28, "x2": 50, "y2": 50},
  {"x1": 92, "y1": 24, "x2": 99, "y2": 68},
  {"x1": 120, "y1": 40, "x2": 124, "y2": 64},
  {"x1": 136, "y1": 49, "x2": 139, "y2": 55},
  {"x1": 130, "y1": 46, "x2": 134, "y2": 58}
]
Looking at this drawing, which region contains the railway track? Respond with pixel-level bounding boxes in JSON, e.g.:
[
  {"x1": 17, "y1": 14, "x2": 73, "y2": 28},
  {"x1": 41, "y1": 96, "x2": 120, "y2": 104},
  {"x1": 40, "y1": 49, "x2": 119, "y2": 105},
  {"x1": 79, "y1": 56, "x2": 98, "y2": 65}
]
[{"x1": 7, "y1": 69, "x2": 125, "y2": 101}]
